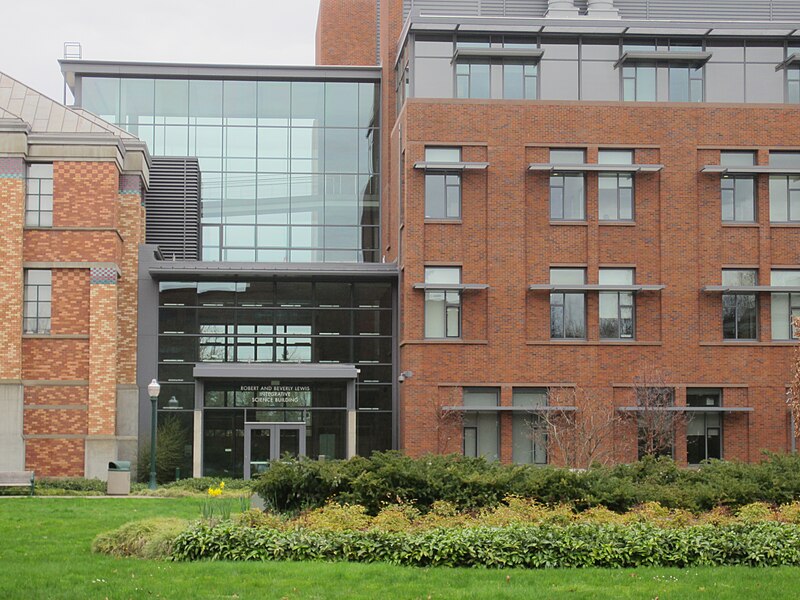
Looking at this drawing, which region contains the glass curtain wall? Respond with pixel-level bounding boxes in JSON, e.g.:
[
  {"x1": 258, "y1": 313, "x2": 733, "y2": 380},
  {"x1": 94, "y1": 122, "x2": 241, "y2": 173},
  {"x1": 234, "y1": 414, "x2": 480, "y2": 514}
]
[
  {"x1": 158, "y1": 278, "x2": 394, "y2": 473},
  {"x1": 81, "y1": 77, "x2": 380, "y2": 262}
]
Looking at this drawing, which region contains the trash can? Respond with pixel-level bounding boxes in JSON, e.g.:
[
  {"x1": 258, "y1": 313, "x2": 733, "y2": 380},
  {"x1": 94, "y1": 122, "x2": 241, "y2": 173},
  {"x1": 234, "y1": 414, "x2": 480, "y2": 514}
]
[{"x1": 107, "y1": 461, "x2": 131, "y2": 496}]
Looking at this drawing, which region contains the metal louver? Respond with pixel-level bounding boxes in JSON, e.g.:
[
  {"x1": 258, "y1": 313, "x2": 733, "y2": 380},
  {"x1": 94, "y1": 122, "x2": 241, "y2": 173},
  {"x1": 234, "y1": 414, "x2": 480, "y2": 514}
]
[{"x1": 145, "y1": 157, "x2": 201, "y2": 261}]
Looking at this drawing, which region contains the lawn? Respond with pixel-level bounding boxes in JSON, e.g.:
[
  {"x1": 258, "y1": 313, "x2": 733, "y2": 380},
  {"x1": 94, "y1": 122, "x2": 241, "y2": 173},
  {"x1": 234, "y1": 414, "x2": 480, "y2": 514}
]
[{"x1": 1, "y1": 498, "x2": 800, "y2": 599}]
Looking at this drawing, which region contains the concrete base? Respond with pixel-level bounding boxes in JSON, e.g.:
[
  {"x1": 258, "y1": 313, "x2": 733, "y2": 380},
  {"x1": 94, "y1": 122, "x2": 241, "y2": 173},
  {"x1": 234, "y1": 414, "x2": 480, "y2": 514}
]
[
  {"x1": 84, "y1": 437, "x2": 118, "y2": 481},
  {"x1": 0, "y1": 383, "x2": 24, "y2": 470},
  {"x1": 117, "y1": 385, "x2": 140, "y2": 477}
]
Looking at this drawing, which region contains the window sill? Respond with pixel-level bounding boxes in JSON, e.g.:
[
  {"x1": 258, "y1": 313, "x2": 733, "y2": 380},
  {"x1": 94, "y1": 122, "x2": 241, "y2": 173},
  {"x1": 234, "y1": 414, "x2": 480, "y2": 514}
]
[
  {"x1": 401, "y1": 339, "x2": 489, "y2": 346},
  {"x1": 599, "y1": 221, "x2": 636, "y2": 226},
  {"x1": 550, "y1": 220, "x2": 588, "y2": 226},
  {"x1": 527, "y1": 340, "x2": 662, "y2": 346},
  {"x1": 424, "y1": 219, "x2": 462, "y2": 224},
  {"x1": 770, "y1": 222, "x2": 800, "y2": 228},
  {"x1": 699, "y1": 341, "x2": 798, "y2": 346},
  {"x1": 721, "y1": 222, "x2": 760, "y2": 228},
  {"x1": 22, "y1": 334, "x2": 90, "y2": 340}
]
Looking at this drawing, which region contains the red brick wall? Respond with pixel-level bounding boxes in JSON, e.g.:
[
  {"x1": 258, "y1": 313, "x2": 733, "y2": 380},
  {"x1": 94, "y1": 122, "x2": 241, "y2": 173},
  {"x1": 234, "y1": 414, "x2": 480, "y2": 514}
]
[
  {"x1": 316, "y1": 0, "x2": 377, "y2": 66},
  {"x1": 53, "y1": 162, "x2": 118, "y2": 228},
  {"x1": 51, "y1": 269, "x2": 90, "y2": 335},
  {"x1": 0, "y1": 173, "x2": 24, "y2": 379},
  {"x1": 395, "y1": 100, "x2": 800, "y2": 465},
  {"x1": 25, "y1": 439, "x2": 84, "y2": 477}
]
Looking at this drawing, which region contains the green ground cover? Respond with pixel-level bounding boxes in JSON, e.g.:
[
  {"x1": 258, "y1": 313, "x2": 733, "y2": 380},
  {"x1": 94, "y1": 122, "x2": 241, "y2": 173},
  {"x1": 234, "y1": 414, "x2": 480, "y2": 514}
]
[{"x1": 2, "y1": 498, "x2": 800, "y2": 599}]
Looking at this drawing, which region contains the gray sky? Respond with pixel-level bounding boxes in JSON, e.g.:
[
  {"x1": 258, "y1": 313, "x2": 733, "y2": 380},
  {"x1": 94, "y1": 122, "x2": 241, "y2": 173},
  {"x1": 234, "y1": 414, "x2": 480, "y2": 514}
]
[{"x1": 1, "y1": 0, "x2": 321, "y2": 102}]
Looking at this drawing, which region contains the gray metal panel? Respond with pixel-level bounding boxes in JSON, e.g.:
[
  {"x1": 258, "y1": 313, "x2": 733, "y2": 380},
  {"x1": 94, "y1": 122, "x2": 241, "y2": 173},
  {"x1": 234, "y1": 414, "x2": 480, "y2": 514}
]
[
  {"x1": 404, "y1": 0, "x2": 548, "y2": 19},
  {"x1": 614, "y1": 0, "x2": 800, "y2": 22},
  {"x1": 413, "y1": 161, "x2": 490, "y2": 170},
  {"x1": 193, "y1": 363, "x2": 359, "y2": 380},
  {"x1": 149, "y1": 260, "x2": 399, "y2": 280},
  {"x1": 617, "y1": 406, "x2": 754, "y2": 413},
  {"x1": 145, "y1": 157, "x2": 201, "y2": 261},
  {"x1": 442, "y1": 405, "x2": 578, "y2": 412}
]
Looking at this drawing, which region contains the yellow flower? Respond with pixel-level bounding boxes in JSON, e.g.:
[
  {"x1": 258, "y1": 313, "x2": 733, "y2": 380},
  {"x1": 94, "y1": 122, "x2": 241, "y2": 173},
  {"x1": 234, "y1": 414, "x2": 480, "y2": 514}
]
[{"x1": 220, "y1": 481, "x2": 225, "y2": 489}]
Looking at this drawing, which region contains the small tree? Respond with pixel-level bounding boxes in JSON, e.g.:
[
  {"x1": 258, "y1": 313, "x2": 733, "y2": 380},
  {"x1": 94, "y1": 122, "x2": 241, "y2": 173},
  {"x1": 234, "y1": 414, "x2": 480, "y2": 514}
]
[
  {"x1": 432, "y1": 387, "x2": 463, "y2": 454},
  {"x1": 786, "y1": 316, "x2": 800, "y2": 452},
  {"x1": 137, "y1": 416, "x2": 188, "y2": 483},
  {"x1": 535, "y1": 386, "x2": 622, "y2": 469},
  {"x1": 631, "y1": 363, "x2": 684, "y2": 458}
]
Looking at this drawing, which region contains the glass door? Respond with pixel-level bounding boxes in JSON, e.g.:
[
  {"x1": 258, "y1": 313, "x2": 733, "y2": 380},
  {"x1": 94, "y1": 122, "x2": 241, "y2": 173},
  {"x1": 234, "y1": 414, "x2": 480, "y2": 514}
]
[{"x1": 244, "y1": 423, "x2": 306, "y2": 479}]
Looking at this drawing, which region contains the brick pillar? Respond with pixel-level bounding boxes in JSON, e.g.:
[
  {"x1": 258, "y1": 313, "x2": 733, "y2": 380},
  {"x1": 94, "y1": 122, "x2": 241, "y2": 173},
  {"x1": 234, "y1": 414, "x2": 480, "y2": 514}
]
[
  {"x1": 86, "y1": 267, "x2": 119, "y2": 478},
  {"x1": 0, "y1": 158, "x2": 25, "y2": 470}
]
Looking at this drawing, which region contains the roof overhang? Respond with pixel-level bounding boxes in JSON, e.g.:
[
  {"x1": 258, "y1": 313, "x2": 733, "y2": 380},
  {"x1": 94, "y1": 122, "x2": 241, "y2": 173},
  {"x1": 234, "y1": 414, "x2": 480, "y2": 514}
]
[
  {"x1": 451, "y1": 48, "x2": 544, "y2": 63},
  {"x1": 413, "y1": 283, "x2": 489, "y2": 291},
  {"x1": 414, "y1": 161, "x2": 489, "y2": 171},
  {"x1": 529, "y1": 284, "x2": 665, "y2": 292},
  {"x1": 614, "y1": 50, "x2": 712, "y2": 69},
  {"x1": 701, "y1": 165, "x2": 800, "y2": 175},
  {"x1": 442, "y1": 405, "x2": 577, "y2": 413},
  {"x1": 193, "y1": 363, "x2": 359, "y2": 380},
  {"x1": 702, "y1": 285, "x2": 800, "y2": 293},
  {"x1": 149, "y1": 261, "x2": 399, "y2": 281},
  {"x1": 617, "y1": 406, "x2": 753, "y2": 413},
  {"x1": 529, "y1": 163, "x2": 663, "y2": 173}
]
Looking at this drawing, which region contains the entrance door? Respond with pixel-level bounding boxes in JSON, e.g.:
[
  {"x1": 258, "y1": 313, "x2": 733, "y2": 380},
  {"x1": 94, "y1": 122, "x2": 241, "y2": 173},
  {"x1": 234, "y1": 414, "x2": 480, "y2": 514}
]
[{"x1": 243, "y1": 424, "x2": 306, "y2": 480}]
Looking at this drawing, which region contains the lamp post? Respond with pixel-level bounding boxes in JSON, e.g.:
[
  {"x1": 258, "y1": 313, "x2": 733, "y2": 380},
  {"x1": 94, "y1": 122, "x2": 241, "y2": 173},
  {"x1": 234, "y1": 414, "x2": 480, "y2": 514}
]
[{"x1": 147, "y1": 379, "x2": 161, "y2": 490}]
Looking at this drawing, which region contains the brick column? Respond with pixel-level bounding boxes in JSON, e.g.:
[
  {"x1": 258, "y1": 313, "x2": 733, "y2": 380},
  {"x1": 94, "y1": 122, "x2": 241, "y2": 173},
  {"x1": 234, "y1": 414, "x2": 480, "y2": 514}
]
[
  {"x1": 86, "y1": 267, "x2": 119, "y2": 478},
  {"x1": 0, "y1": 158, "x2": 25, "y2": 470}
]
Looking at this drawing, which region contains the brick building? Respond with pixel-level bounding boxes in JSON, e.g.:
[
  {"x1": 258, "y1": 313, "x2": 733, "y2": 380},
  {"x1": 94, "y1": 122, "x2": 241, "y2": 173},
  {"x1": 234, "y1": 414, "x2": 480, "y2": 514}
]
[
  {"x1": 0, "y1": 73, "x2": 149, "y2": 477},
  {"x1": 9, "y1": 0, "x2": 800, "y2": 479}
]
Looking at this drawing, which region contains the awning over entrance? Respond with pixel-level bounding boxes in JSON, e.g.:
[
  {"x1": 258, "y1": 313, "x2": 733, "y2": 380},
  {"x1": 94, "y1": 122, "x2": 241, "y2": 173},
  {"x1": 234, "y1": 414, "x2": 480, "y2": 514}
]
[{"x1": 193, "y1": 363, "x2": 359, "y2": 380}]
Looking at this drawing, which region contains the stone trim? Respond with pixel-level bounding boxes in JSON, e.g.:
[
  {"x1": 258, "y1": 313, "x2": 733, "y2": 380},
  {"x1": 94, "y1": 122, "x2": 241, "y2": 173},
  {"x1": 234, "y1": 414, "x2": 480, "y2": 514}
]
[
  {"x1": 23, "y1": 404, "x2": 87, "y2": 411},
  {"x1": 90, "y1": 267, "x2": 118, "y2": 285},
  {"x1": 22, "y1": 380, "x2": 89, "y2": 387}
]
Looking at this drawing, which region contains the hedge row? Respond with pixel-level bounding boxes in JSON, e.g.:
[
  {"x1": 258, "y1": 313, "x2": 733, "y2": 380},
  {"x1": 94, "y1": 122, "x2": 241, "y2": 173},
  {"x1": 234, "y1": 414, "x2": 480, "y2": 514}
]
[
  {"x1": 252, "y1": 451, "x2": 800, "y2": 514},
  {"x1": 171, "y1": 522, "x2": 800, "y2": 568}
]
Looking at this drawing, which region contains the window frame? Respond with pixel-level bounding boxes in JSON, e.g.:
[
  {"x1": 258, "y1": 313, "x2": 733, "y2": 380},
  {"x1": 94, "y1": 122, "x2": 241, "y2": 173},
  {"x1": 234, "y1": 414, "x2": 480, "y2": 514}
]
[
  {"x1": 686, "y1": 388, "x2": 723, "y2": 465},
  {"x1": 721, "y1": 269, "x2": 758, "y2": 341},
  {"x1": 598, "y1": 171, "x2": 634, "y2": 221},
  {"x1": 789, "y1": 66, "x2": 800, "y2": 104},
  {"x1": 549, "y1": 149, "x2": 586, "y2": 221},
  {"x1": 502, "y1": 61, "x2": 539, "y2": 100},
  {"x1": 769, "y1": 175, "x2": 800, "y2": 223},
  {"x1": 511, "y1": 388, "x2": 548, "y2": 465},
  {"x1": 668, "y1": 64, "x2": 704, "y2": 102},
  {"x1": 23, "y1": 269, "x2": 52, "y2": 335},
  {"x1": 455, "y1": 60, "x2": 491, "y2": 99},
  {"x1": 25, "y1": 163, "x2": 54, "y2": 227},
  {"x1": 770, "y1": 269, "x2": 800, "y2": 340},
  {"x1": 549, "y1": 268, "x2": 587, "y2": 340},
  {"x1": 462, "y1": 387, "x2": 500, "y2": 462},
  {"x1": 423, "y1": 266, "x2": 462, "y2": 339},
  {"x1": 598, "y1": 268, "x2": 635, "y2": 340}
]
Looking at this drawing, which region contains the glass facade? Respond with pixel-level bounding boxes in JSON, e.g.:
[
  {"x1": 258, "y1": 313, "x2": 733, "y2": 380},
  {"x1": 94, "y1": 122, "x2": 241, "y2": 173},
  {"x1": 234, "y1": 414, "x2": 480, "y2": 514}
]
[
  {"x1": 81, "y1": 77, "x2": 380, "y2": 262},
  {"x1": 158, "y1": 278, "x2": 394, "y2": 476}
]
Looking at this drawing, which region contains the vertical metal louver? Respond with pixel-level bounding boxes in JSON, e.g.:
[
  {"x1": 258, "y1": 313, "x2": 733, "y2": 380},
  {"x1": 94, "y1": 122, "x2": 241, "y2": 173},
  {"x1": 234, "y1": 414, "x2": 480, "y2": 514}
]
[{"x1": 145, "y1": 157, "x2": 201, "y2": 261}]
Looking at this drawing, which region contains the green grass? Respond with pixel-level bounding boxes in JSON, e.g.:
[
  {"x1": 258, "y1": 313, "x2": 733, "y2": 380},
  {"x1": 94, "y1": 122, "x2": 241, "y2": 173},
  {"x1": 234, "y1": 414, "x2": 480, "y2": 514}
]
[{"x1": 1, "y1": 498, "x2": 800, "y2": 599}]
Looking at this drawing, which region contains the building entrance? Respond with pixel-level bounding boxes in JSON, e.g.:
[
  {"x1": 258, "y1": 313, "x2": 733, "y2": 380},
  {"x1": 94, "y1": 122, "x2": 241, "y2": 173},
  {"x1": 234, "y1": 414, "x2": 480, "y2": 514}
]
[{"x1": 244, "y1": 423, "x2": 306, "y2": 479}]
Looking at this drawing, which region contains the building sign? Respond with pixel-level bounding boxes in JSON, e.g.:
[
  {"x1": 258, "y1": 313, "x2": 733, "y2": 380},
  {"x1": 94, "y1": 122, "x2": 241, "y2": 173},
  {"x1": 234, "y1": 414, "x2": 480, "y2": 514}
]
[{"x1": 237, "y1": 384, "x2": 311, "y2": 406}]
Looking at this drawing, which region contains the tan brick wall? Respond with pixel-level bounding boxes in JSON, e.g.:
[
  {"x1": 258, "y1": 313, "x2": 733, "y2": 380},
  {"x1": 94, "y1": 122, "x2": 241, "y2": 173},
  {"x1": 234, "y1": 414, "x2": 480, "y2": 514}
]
[
  {"x1": 53, "y1": 162, "x2": 118, "y2": 228},
  {"x1": 117, "y1": 194, "x2": 143, "y2": 385},
  {"x1": 316, "y1": 0, "x2": 377, "y2": 66},
  {"x1": 24, "y1": 385, "x2": 88, "y2": 406},
  {"x1": 88, "y1": 283, "x2": 118, "y2": 436},
  {"x1": 23, "y1": 408, "x2": 87, "y2": 436},
  {"x1": 51, "y1": 269, "x2": 90, "y2": 335},
  {"x1": 0, "y1": 174, "x2": 24, "y2": 380},
  {"x1": 22, "y1": 339, "x2": 89, "y2": 381},
  {"x1": 23, "y1": 230, "x2": 121, "y2": 264},
  {"x1": 394, "y1": 100, "x2": 800, "y2": 465},
  {"x1": 25, "y1": 438, "x2": 84, "y2": 477}
]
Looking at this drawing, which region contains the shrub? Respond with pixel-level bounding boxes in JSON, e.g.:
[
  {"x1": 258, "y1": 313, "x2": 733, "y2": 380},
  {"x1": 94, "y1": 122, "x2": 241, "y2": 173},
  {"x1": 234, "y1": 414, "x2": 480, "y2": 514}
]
[
  {"x1": 296, "y1": 503, "x2": 372, "y2": 532},
  {"x1": 779, "y1": 501, "x2": 800, "y2": 524},
  {"x1": 136, "y1": 416, "x2": 188, "y2": 484},
  {"x1": 736, "y1": 502, "x2": 775, "y2": 523},
  {"x1": 371, "y1": 503, "x2": 420, "y2": 532},
  {"x1": 234, "y1": 509, "x2": 286, "y2": 530},
  {"x1": 92, "y1": 518, "x2": 188, "y2": 559},
  {"x1": 171, "y1": 521, "x2": 800, "y2": 568},
  {"x1": 252, "y1": 452, "x2": 800, "y2": 514}
]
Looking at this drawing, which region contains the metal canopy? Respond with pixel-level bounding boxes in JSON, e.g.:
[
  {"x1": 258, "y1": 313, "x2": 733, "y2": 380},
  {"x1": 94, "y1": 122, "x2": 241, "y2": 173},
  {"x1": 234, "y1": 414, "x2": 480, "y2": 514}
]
[
  {"x1": 528, "y1": 163, "x2": 663, "y2": 173},
  {"x1": 617, "y1": 406, "x2": 753, "y2": 413},
  {"x1": 149, "y1": 260, "x2": 398, "y2": 280},
  {"x1": 193, "y1": 363, "x2": 359, "y2": 380},
  {"x1": 529, "y1": 284, "x2": 665, "y2": 292},
  {"x1": 614, "y1": 51, "x2": 713, "y2": 69},
  {"x1": 442, "y1": 405, "x2": 578, "y2": 413},
  {"x1": 451, "y1": 48, "x2": 544, "y2": 63},
  {"x1": 701, "y1": 165, "x2": 800, "y2": 175},
  {"x1": 702, "y1": 285, "x2": 800, "y2": 293},
  {"x1": 776, "y1": 53, "x2": 800, "y2": 71},
  {"x1": 413, "y1": 161, "x2": 490, "y2": 171},
  {"x1": 413, "y1": 283, "x2": 489, "y2": 291}
]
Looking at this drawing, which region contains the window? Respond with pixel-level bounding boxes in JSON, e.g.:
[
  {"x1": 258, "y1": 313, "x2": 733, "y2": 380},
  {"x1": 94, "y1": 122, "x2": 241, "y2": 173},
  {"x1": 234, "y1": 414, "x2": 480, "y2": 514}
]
[
  {"x1": 771, "y1": 270, "x2": 800, "y2": 340},
  {"x1": 424, "y1": 147, "x2": 461, "y2": 219},
  {"x1": 722, "y1": 270, "x2": 757, "y2": 340},
  {"x1": 511, "y1": 389, "x2": 547, "y2": 464},
  {"x1": 550, "y1": 268, "x2": 586, "y2": 339},
  {"x1": 720, "y1": 152, "x2": 756, "y2": 223},
  {"x1": 503, "y1": 63, "x2": 538, "y2": 99},
  {"x1": 25, "y1": 164, "x2": 53, "y2": 227},
  {"x1": 455, "y1": 62, "x2": 490, "y2": 99},
  {"x1": 769, "y1": 152, "x2": 800, "y2": 222},
  {"x1": 463, "y1": 388, "x2": 499, "y2": 461},
  {"x1": 622, "y1": 65, "x2": 656, "y2": 101},
  {"x1": 550, "y1": 149, "x2": 585, "y2": 220},
  {"x1": 669, "y1": 66, "x2": 703, "y2": 102},
  {"x1": 598, "y1": 150, "x2": 634, "y2": 221},
  {"x1": 424, "y1": 267, "x2": 461, "y2": 338},
  {"x1": 599, "y1": 268, "x2": 634, "y2": 339},
  {"x1": 686, "y1": 389, "x2": 722, "y2": 465},
  {"x1": 789, "y1": 67, "x2": 800, "y2": 104},
  {"x1": 23, "y1": 270, "x2": 52, "y2": 334}
]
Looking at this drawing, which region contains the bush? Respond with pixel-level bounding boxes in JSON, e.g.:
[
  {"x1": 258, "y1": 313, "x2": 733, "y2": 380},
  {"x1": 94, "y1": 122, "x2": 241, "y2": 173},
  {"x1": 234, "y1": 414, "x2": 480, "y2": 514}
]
[
  {"x1": 297, "y1": 503, "x2": 372, "y2": 532},
  {"x1": 252, "y1": 452, "x2": 800, "y2": 514},
  {"x1": 171, "y1": 521, "x2": 800, "y2": 568},
  {"x1": 0, "y1": 477, "x2": 107, "y2": 497},
  {"x1": 92, "y1": 518, "x2": 188, "y2": 559},
  {"x1": 137, "y1": 416, "x2": 188, "y2": 484},
  {"x1": 234, "y1": 509, "x2": 285, "y2": 530}
]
